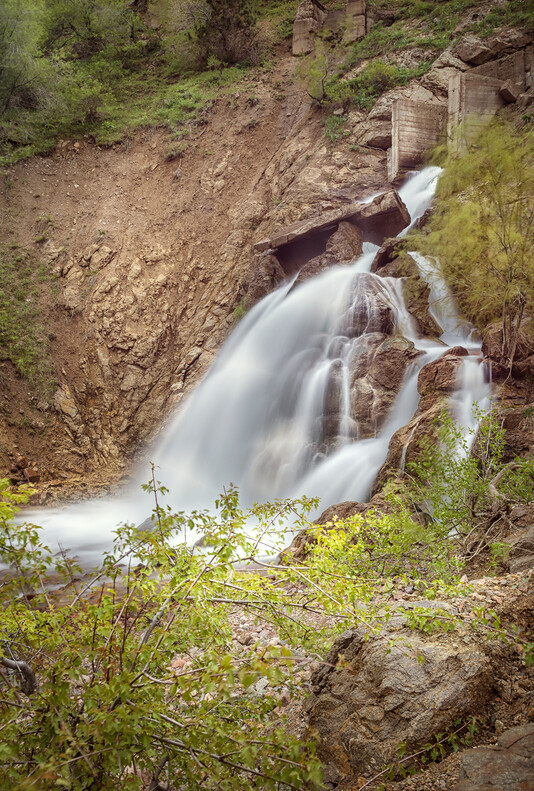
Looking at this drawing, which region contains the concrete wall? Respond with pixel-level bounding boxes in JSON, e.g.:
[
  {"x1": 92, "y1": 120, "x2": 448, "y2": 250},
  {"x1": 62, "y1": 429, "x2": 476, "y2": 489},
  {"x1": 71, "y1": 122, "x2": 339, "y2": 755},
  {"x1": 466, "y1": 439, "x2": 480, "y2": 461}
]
[
  {"x1": 448, "y1": 72, "x2": 506, "y2": 144},
  {"x1": 343, "y1": 0, "x2": 366, "y2": 44},
  {"x1": 388, "y1": 100, "x2": 447, "y2": 182},
  {"x1": 472, "y1": 50, "x2": 527, "y2": 89}
]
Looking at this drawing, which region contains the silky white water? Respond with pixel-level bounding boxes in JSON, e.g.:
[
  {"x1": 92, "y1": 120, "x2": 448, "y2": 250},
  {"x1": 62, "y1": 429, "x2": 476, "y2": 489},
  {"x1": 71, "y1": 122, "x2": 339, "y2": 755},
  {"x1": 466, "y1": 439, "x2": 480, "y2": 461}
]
[{"x1": 24, "y1": 167, "x2": 490, "y2": 564}]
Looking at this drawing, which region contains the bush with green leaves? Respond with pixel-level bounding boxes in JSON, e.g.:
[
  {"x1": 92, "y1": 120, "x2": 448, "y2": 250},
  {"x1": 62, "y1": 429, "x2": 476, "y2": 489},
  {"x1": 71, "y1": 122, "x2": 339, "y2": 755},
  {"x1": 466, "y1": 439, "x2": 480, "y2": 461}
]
[
  {"x1": 411, "y1": 120, "x2": 534, "y2": 371},
  {"x1": 0, "y1": 462, "x2": 483, "y2": 789},
  {"x1": 0, "y1": 480, "x2": 325, "y2": 790},
  {"x1": 402, "y1": 406, "x2": 534, "y2": 551}
]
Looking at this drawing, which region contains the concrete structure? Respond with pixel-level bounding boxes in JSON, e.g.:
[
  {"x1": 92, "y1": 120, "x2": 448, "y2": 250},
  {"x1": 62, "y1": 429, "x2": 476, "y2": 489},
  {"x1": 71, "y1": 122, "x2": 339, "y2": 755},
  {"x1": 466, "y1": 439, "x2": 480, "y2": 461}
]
[
  {"x1": 343, "y1": 0, "x2": 366, "y2": 45},
  {"x1": 388, "y1": 100, "x2": 447, "y2": 182},
  {"x1": 293, "y1": 0, "x2": 367, "y2": 55},
  {"x1": 292, "y1": 0, "x2": 327, "y2": 56},
  {"x1": 448, "y1": 72, "x2": 506, "y2": 144},
  {"x1": 472, "y1": 50, "x2": 528, "y2": 89}
]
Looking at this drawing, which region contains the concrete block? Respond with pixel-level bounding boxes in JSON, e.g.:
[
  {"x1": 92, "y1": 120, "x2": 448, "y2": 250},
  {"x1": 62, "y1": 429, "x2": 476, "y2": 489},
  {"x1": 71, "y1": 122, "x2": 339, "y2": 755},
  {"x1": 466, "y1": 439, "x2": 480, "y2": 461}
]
[
  {"x1": 499, "y1": 79, "x2": 520, "y2": 103},
  {"x1": 388, "y1": 100, "x2": 447, "y2": 182},
  {"x1": 448, "y1": 72, "x2": 505, "y2": 143},
  {"x1": 472, "y1": 50, "x2": 526, "y2": 90},
  {"x1": 342, "y1": 14, "x2": 366, "y2": 44}
]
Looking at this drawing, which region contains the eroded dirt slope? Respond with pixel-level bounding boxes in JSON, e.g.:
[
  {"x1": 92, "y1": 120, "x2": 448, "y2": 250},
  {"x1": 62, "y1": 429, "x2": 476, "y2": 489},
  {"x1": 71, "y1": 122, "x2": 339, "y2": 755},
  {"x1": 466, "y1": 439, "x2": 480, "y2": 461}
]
[{"x1": 0, "y1": 48, "x2": 389, "y2": 493}]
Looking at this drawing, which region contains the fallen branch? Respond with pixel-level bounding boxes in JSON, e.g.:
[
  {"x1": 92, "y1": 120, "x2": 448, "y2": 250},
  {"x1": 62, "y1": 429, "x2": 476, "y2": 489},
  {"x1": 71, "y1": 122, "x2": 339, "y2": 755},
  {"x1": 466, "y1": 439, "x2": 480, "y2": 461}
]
[{"x1": 0, "y1": 657, "x2": 38, "y2": 696}]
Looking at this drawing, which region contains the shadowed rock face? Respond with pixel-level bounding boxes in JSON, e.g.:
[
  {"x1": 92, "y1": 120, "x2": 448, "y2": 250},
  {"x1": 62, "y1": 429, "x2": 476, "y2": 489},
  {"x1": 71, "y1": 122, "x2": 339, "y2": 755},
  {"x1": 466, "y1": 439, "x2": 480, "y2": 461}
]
[
  {"x1": 253, "y1": 189, "x2": 410, "y2": 253},
  {"x1": 453, "y1": 723, "x2": 534, "y2": 791},
  {"x1": 307, "y1": 619, "x2": 493, "y2": 784}
]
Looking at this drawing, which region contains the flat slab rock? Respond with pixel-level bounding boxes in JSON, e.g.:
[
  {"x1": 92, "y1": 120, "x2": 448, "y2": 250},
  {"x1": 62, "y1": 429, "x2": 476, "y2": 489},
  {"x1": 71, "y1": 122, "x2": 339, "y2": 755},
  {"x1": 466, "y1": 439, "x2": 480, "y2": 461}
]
[
  {"x1": 254, "y1": 190, "x2": 410, "y2": 252},
  {"x1": 452, "y1": 723, "x2": 534, "y2": 791}
]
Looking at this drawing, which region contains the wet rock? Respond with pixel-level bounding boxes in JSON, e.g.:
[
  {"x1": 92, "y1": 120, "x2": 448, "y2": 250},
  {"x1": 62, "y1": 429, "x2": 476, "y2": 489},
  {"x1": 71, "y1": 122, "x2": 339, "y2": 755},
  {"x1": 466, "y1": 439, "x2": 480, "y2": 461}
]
[
  {"x1": 241, "y1": 253, "x2": 286, "y2": 310},
  {"x1": 349, "y1": 336, "x2": 421, "y2": 438},
  {"x1": 345, "y1": 273, "x2": 395, "y2": 337},
  {"x1": 453, "y1": 723, "x2": 534, "y2": 791},
  {"x1": 295, "y1": 221, "x2": 363, "y2": 284},
  {"x1": 307, "y1": 622, "x2": 493, "y2": 784},
  {"x1": 417, "y1": 354, "x2": 462, "y2": 397},
  {"x1": 370, "y1": 237, "x2": 403, "y2": 274}
]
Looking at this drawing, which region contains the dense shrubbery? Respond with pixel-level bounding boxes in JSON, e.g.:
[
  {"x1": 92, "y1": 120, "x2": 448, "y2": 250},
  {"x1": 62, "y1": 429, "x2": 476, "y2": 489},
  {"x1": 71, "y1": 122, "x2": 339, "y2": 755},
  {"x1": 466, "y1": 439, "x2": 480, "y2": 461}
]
[
  {"x1": 0, "y1": 0, "x2": 289, "y2": 165},
  {"x1": 410, "y1": 120, "x2": 534, "y2": 371},
  {"x1": 1, "y1": 407, "x2": 533, "y2": 787}
]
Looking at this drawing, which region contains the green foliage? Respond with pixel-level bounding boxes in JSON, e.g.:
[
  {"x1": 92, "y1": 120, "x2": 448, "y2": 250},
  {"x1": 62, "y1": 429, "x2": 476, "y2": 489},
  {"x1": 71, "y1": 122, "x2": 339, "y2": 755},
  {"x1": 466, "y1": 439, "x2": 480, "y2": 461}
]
[
  {"x1": 326, "y1": 59, "x2": 431, "y2": 110},
  {"x1": 232, "y1": 297, "x2": 247, "y2": 321},
  {"x1": 411, "y1": 120, "x2": 534, "y2": 370},
  {"x1": 2, "y1": 458, "x2": 534, "y2": 788},
  {"x1": 404, "y1": 406, "x2": 534, "y2": 541},
  {"x1": 0, "y1": 246, "x2": 55, "y2": 394},
  {"x1": 324, "y1": 113, "x2": 349, "y2": 143},
  {"x1": 473, "y1": 0, "x2": 534, "y2": 37},
  {"x1": 0, "y1": 480, "x2": 323, "y2": 790}
]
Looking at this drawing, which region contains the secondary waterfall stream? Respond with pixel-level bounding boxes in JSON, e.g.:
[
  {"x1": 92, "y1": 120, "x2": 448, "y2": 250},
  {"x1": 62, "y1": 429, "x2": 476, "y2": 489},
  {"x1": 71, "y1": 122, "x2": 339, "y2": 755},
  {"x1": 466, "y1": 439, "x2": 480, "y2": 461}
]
[{"x1": 27, "y1": 168, "x2": 491, "y2": 564}]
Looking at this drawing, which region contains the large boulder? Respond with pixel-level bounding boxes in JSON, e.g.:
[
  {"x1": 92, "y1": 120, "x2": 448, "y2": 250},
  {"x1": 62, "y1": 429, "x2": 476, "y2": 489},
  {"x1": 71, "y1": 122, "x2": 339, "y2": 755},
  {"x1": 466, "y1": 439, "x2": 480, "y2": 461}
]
[
  {"x1": 349, "y1": 335, "x2": 421, "y2": 439},
  {"x1": 307, "y1": 617, "x2": 494, "y2": 785},
  {"x1": 254, "y1": 190, "x2": 410, "y2": 253}
]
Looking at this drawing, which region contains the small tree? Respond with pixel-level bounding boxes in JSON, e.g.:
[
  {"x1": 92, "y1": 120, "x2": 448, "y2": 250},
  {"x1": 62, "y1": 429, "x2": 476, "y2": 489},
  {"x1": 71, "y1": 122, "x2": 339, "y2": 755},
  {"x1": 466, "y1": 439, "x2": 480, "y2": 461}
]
[{"x1": 417, "y1": 120, "x2": 534, "y2": 371}]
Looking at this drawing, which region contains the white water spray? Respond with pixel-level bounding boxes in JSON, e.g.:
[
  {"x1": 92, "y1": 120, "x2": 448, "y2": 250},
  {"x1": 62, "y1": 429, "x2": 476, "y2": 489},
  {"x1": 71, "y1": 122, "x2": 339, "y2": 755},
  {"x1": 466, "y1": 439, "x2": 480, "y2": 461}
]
[{"x1": 25, "y1": 168, "x2": 490, "y2": 563}]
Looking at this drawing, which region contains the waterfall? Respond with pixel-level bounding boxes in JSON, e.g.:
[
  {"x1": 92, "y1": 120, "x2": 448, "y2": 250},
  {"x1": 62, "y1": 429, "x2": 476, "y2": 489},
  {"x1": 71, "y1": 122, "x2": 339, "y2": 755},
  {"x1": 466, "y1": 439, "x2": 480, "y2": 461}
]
[{"x1": 24, "y1": 167, "x2": 491, "y2": 563}]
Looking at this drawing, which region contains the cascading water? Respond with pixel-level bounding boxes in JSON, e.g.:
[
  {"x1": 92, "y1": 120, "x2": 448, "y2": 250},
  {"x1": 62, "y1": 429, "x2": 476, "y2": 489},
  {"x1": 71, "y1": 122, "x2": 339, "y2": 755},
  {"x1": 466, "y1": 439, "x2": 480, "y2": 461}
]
[{"x1": 26, "y1": 167, "x2": 491, "y2": 563}]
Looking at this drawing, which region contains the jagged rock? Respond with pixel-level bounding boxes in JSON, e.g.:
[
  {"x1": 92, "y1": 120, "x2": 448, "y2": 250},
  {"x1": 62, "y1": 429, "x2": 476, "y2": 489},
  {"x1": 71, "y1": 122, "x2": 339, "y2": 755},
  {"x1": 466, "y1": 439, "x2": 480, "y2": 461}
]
[
  {"x1": 453, "y1": 723, "x2": 534, "y2": 791},
  {"x1": 292, "y1": 0, "x2": 327, "y2": 56},
  {"x1": 254, "y1": 190, "x2": 410, "y2": 252},
  {"x1": 370, "y1": 237, "x2": 402, "y2": 273},
  {"x1": 417, "y1": 354, "x2": 463, "y2": 397},
  {"x1": 359, "y1": 123, "x2": 392, "y2": 149},
  {"x1": 349, "y1": 335, "x2": 421, "y2": 438},
  {"x1": 500, "y1": 78, "x2": 521, "y2": 103},
  {"x1": 295, "y1": 221, "x2": 363, "y2": 284},
  {"x1": 455, "y1": 34, "x2": 494, "y2": 65},
  {"x1": 307, "y1": 620, "x2": 493, "y2": 784},
  {"x1": 241, "y1": 253, "x2": 286, "y2": 310}
]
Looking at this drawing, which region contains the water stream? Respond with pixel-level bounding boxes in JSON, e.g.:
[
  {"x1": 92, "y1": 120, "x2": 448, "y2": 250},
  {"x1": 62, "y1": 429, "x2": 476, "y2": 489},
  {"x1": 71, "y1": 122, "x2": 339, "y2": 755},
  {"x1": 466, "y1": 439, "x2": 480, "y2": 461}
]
[{"x1": 25, "y1": 168, "x2": 491, "y2": 564}]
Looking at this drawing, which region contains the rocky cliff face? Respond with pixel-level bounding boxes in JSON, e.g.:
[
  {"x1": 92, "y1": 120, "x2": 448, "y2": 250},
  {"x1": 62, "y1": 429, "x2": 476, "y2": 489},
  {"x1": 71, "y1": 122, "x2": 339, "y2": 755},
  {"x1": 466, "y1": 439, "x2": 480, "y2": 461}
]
[{"x1": 1, "y1": 6, "x2": 533, "y2": 501}]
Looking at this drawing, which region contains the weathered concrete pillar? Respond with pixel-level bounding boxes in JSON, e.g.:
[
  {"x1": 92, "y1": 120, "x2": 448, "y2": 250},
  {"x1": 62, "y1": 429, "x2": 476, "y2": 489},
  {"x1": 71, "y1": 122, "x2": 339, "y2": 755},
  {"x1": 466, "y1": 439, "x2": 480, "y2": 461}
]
[
  {"x1": 292, "y1": 0, "x2": 327, "y2": 56},
  {"x1": 448, "y1": 72, "x2": 506, "y2": 145},
  {"x1": 388, "y1": 100, "x2": 447, "y2": 182},
  {"x1": 343, "y1": 0, "x2": 366, "y2": 45}
]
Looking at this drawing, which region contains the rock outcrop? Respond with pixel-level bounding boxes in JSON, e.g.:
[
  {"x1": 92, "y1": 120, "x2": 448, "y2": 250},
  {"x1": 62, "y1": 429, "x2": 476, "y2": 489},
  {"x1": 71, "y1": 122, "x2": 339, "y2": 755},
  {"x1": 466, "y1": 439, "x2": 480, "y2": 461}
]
[
  {"x1": 307, "y1": 616, "x2": 494, "y2": 785},
  {"x1": 453, "y1": 723, "x2": 534, "y2": 791}
]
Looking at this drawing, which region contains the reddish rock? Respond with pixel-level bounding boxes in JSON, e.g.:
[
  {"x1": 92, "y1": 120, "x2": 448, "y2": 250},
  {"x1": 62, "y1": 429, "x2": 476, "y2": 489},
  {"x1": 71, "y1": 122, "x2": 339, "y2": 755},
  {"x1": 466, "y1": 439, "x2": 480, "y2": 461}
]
[
  {"x1": 370, "y1": 237, "x2": 403, "y2": 274},
  {"x1": 295, "y1": 221, "x2": 363, "y2": 285},
  {"x1": 500, "y1": 79, "x2": 520, "y2": 103},
  {"x1": 23, "y1": 468, "x2": 40, "y2": 483},
  {"x1": 254, "y1": 190, "x2": 410, "y2": 252},
  {"x1": 417, "y1": 355, "x2": 462, "y2": 396},
  {"x1": 454, "y1": 34, "x2": 493, "y2": 65}
]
